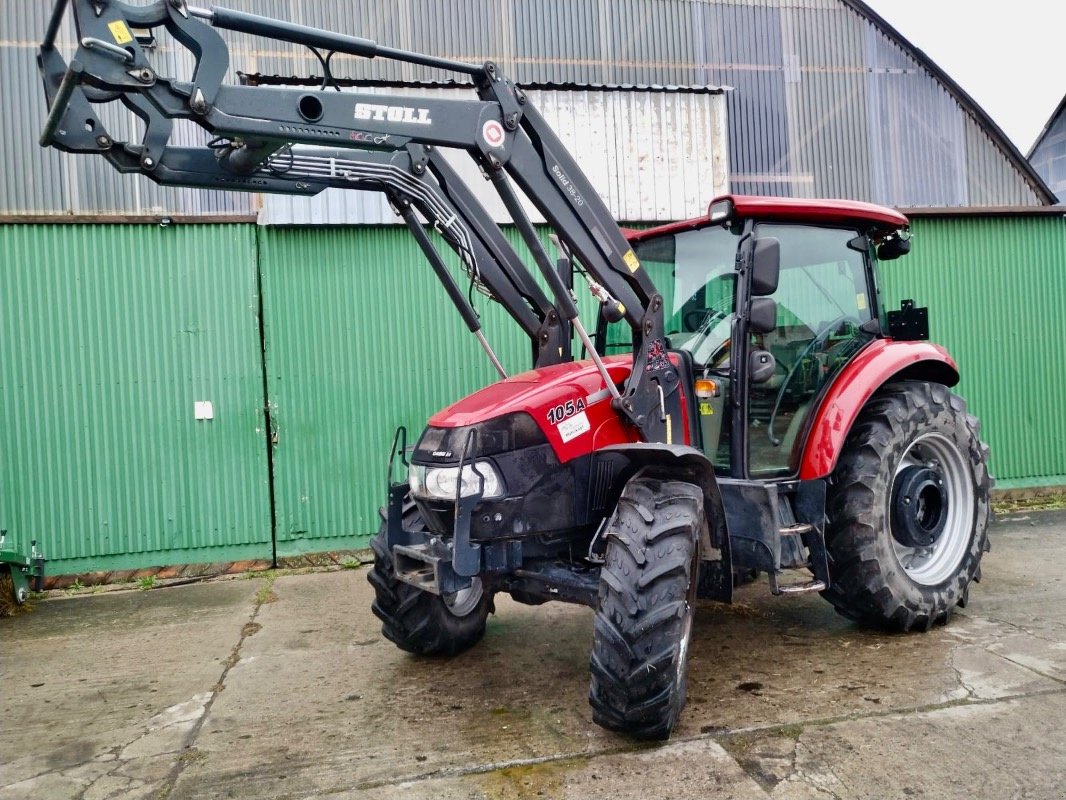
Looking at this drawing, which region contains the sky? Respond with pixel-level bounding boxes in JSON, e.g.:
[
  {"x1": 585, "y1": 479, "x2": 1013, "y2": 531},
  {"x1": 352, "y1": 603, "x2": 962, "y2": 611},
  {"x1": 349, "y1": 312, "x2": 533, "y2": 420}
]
[{"x1": 864, "y1": 1, "x2": 1065, "y2": 154}]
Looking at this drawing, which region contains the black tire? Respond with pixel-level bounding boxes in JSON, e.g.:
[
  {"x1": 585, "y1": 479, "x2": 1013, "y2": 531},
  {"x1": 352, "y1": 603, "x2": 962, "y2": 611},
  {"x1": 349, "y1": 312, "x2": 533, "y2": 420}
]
[
  {"x1": 589, "y1": 476, "x2": 703, "y2": 740},
  {"x1": 823, "y1": 381, "x2": 991, "y2": 631},
  {"x1": 367, "y1": 500, "x2": 492, "y2": 656}
]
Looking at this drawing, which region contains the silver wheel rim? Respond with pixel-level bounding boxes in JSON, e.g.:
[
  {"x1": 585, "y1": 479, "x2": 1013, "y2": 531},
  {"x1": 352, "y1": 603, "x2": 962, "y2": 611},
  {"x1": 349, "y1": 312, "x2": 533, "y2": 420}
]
[
  {"x1": 676, "y1": 604, "x2": 693, "y2": 686},
  {"x1": 442, "y1": 577, "x2": 483, "y2": 617},
  {"x1": 890, "y1": 432, "x2": 974, "y2": 586},
  {"x1": 675, "y1": 552, "x2": 697, "y2": 687}
]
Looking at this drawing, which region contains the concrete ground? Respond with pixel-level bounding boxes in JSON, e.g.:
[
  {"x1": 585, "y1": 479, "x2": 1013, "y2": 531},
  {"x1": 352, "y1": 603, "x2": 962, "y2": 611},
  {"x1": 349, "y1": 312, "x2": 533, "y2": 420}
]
[{"x1": 3, "y1": 512, "x2": 1066, "y2": 800}]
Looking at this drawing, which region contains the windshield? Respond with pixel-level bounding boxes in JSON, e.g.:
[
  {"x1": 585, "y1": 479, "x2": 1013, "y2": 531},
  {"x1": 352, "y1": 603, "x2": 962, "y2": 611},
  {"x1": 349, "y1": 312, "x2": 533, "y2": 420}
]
[{"x1": 603, "y1": 225, "x2": 741, "y2": 359}]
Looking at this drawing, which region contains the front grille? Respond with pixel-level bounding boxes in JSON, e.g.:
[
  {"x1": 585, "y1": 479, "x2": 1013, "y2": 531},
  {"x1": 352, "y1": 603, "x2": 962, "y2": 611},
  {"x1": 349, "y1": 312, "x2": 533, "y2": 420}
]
[{"x1": 413, "y1": 496, "x2": 455, "y2": 537}]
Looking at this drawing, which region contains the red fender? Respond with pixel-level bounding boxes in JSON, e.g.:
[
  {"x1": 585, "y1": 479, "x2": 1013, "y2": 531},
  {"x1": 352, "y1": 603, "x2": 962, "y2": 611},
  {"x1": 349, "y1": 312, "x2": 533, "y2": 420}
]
[{"x1": 798, "y1": 340, "x2": 960, "y2": 480}]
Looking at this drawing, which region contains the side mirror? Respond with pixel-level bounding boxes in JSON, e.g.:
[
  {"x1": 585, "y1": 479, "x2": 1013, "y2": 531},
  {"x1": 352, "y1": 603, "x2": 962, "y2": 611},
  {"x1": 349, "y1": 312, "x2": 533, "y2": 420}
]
[
  {"x1": 708, "y1": 197, "x2": 735, "y2": 224},
  {"x1": 749, "y1": 349, "x2": 777, "y2": 384},
  {"x1": 877, "y1": 235, "x2": 911, "y2": 261},
  {"x1": 751, "y1": 237, "x2": 780, "y2": 296},
  {"x1": 749, "y1": 296, "x2": 777, "y2": 334}
]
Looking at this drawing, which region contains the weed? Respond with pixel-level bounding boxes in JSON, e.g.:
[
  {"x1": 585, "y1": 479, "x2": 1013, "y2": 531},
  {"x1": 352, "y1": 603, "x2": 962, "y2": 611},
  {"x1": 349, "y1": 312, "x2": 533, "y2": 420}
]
[
  {"x1": 255, "y1": 573, "x2": 278, "y2": 605},
  {"x1": 341, "y1": 557, "x2": 361, "y2": 570},
  {"x1": 992, "y1": 490, "x2": 1066, "y2": 515},
  {"x1": 66, "y1": 578, "x2": 84, "y2": 594},
  {"x1": 138, "y1": 575, "x2": 156, "y2": 591},
  {"x1": 773, "y1": 723, "x2": 805, "y2": 740}
]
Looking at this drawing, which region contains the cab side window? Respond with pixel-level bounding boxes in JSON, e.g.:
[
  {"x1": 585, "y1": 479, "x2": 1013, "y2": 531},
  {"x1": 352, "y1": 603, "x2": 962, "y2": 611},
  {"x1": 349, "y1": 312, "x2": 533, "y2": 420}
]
[{"x1": 748, "y1": 224, "x2": 874, "y2": 476}]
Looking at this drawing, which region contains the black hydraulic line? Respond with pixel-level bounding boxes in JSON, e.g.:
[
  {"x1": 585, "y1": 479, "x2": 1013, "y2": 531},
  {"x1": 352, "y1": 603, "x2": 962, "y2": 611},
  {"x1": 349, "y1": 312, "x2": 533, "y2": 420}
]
[
  {"x1": 397, "y1": 203, "x2": 508, "y2": 379},
  {"x1": 500, "y1": 134, "x2": 643, "y2": 328},
  {"x1": 397, "y1": 203, "x2": 482, "y2": 334},
  {"x1": 488, "y1": 169, "x2": 580, "y2": 322},
  {"x1": 424, "y1": 150, "x2": 556, "y2": 317}
]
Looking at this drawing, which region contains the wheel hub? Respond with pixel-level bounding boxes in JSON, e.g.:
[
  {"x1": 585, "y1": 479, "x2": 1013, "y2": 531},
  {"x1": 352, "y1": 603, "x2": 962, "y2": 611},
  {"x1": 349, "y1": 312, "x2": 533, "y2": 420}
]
[{"x1": 892, "y1": 465, "x2": 949, "y2": 548}]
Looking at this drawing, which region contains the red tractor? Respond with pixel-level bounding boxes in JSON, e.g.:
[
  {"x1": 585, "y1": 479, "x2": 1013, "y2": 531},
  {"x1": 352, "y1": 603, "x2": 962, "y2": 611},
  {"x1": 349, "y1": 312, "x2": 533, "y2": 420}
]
[
  {"x1": 372, "y1": 195, "x2": 990, "y2": 738},
  {"x1": 39, "y1": 0, "x2": 991, "y2": 740}
]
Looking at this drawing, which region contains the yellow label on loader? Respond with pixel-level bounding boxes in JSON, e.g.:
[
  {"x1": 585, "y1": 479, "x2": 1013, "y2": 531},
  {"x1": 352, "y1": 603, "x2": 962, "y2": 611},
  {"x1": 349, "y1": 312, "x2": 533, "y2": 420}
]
[
  {"x1": 108, "y1": 20, "x2": 133, "y2": 45},
  {"x1": 622, "y1": 249, "x2": 640, "y2": 273}
]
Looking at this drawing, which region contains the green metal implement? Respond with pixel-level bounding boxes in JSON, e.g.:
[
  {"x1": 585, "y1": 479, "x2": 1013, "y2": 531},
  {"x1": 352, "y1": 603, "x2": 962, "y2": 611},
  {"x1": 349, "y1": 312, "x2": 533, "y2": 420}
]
[{"x1": 0, "y1": 529, "x2": 44, "y2": 606}]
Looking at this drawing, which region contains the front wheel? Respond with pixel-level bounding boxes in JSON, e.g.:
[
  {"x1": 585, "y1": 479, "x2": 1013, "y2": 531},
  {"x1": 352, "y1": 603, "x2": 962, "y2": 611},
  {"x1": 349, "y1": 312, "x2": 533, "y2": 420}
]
[
  {"x1": 367, "y1": 501, "x2": 492, "y2": 656},
  {"x1": 589, "y1": 476, "x2": 703, "y2": 740},
  {"x1": 823, "y1": 381, "x2": 991, "y2": 631}
]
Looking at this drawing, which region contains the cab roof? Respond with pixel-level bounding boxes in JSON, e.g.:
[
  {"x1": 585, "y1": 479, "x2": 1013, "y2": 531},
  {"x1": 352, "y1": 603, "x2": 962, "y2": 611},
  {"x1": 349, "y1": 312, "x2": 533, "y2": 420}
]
[{"x1": 625, "y1": 194, "x2": 909, "y2": 242}]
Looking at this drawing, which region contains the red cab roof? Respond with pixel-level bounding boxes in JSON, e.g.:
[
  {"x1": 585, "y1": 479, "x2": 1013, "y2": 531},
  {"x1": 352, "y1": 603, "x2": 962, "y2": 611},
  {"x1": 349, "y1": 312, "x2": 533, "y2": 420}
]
[{"x1": 626, "y1": 194, "x2": 909, "y2": 242}]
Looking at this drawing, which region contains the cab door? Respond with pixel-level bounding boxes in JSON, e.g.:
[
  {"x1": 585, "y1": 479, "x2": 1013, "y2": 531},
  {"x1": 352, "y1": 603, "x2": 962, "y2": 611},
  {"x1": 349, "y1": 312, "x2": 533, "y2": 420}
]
[{"x1": 745, "y1": 225, "x2": 877, "y2": 476}]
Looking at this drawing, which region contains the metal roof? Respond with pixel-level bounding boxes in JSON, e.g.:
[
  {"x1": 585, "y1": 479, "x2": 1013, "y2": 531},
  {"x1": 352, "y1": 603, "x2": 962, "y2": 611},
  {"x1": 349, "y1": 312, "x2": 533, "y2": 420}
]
[
  {"x1": 1028, "y1": 95, "x2": 1066, "y2": 203},
  {"x1": 842, "y1": 0, "x2": 1053, "y2": 206},
  {"x1": 0, "y1": 0, "x2": 1054, "y2": 215}
]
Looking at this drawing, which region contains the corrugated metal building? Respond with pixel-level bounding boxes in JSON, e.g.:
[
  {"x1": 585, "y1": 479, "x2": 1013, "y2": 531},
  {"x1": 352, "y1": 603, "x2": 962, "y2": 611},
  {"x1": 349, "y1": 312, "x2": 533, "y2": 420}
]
[
  {"x1": 0, "y1": 0, "x2": 1053, "y2": 215},
  {"x1": 1, "y1": 0, "x2": 1063, "y2": 576},
  {"x1": 1029, "y1": 96, "x2": 1066, "y2": 202},
  {"x1": 253, "y1": 84, "x2": 730, "y2": 225}
]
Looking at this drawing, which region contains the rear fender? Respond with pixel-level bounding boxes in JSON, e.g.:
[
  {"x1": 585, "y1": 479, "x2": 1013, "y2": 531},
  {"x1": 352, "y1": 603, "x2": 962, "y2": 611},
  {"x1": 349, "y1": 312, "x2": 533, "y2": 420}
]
[{"x1": 798, "y1": 340, "x2": 960, "y2": 480}]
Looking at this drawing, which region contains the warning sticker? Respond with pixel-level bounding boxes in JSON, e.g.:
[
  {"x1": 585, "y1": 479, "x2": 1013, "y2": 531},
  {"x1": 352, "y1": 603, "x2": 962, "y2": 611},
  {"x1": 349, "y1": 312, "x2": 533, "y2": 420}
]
[
  {"x1": 557, "y1": 411, "x2": 590, "y2": 443},
  {"x1": 856, "y1": 292, "x2": 867, "y2": 311},
  {"x1": 482, "y1": 119, "x2": 505, "y2": 149},
  {"x1": 108, "y1": 19, "x2": 133, "y2": 45},
  {"x1": 622, "y1": 249, "x2": 640, "y2": 273}
]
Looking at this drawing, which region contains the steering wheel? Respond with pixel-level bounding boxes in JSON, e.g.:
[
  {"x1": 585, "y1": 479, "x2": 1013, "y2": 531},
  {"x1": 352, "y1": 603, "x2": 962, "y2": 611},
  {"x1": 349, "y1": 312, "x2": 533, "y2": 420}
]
[
  {"x1": 767, "y1": 316, "x2": 856, "y2": 446},
  {"x1": 683, "y1": 307, "x2": 727, "y2": 333}
]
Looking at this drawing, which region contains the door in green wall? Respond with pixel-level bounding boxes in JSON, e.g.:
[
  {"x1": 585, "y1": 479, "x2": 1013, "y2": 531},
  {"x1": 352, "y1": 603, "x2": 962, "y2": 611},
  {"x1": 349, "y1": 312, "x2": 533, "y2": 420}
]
[
  {"x1": 258, "y1": 227, "x2": 529, "y2": 554},
  {"x1": 0, "y1": 224, "x2": 273, "y2": 575}
]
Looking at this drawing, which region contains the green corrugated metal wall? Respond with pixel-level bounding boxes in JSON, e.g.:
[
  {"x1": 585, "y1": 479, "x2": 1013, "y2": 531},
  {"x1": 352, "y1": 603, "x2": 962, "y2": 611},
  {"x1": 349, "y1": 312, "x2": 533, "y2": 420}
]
[
  {"x1": 880, "y1": 215, "x2": 1066, "y2": 489},
  {"x1": 258, "y1": 226, "x2": 534, "y2": 555},
  {"x1": 1, "y1": 215, "x2": 1063, "y2": 574},
  {"x1": 0, "y1": 224, "x2": 271, "y2": 575}
]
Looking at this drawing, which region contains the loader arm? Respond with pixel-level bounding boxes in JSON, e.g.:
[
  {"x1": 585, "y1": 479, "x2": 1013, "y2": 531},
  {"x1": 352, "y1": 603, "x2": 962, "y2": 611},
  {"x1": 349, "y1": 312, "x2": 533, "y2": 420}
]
[{"x1": 38, "y1": 0, "x2": 682, "y2": 441}]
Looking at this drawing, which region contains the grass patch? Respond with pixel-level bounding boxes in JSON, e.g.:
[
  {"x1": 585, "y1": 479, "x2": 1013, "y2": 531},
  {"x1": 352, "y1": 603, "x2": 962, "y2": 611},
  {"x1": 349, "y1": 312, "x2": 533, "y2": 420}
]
[
  {"x1": 992, "y1": 490, "x2": 1066, "y2": 515},
  {"x1": 255, "y1": 572, "x2": 278, "y2": 605}
]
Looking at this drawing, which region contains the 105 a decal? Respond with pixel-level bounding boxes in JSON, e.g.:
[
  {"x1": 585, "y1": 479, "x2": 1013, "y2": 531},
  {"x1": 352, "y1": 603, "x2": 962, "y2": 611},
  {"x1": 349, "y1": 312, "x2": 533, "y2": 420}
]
[{"x1": 547, "y1": 398, "x2": 586, "y2": 425}]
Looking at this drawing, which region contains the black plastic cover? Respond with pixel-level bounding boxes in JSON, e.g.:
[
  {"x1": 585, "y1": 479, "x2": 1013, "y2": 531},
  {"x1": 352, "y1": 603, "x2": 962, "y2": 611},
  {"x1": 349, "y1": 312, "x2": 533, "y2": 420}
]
[
  {"x1": 413, "y1": 413, "x2": 548, "y2": 463},
  {"x1": 887, "y1": 299, "x2": 929, "y2": 341}
]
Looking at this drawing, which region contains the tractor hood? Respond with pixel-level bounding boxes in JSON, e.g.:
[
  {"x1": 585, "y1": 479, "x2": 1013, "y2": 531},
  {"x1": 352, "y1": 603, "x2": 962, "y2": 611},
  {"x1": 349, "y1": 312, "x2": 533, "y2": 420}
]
[{"x1": 427, "y1": 356, "x2": 641, "y2": 462}]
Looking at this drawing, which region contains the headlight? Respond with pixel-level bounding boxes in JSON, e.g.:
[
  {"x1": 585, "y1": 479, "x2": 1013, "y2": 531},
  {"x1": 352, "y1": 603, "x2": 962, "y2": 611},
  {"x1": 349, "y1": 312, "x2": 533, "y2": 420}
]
[{"x1": 409, "y1": 460, "x2": 503, "y2": 500}]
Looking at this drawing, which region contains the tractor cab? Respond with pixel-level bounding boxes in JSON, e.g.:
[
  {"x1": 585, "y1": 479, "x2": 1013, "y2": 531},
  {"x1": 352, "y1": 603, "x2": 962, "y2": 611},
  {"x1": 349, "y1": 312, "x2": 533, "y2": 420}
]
[{"x1": 608, "y1": 195, "x2": 915, "y2": 480}]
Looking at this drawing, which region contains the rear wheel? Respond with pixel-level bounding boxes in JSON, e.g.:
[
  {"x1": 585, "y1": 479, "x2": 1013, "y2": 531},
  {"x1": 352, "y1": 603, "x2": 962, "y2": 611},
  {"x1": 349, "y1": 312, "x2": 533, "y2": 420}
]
[
  {"x1": 823, "y1": 381, "x2": 991, "y2": 631},
  {"x1": 589, "y1": 476, "x2": 702, "y2": 740},
  {"x1": 367, "y1": 500, "x2": 492, "y2": 656}
]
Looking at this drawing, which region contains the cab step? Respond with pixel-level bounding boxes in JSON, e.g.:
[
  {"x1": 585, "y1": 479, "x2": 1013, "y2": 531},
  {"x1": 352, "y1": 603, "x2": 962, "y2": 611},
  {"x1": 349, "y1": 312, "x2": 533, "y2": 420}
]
[
  {"x1": 779, "y1": 522, "x2": 814, "y2": 537},
  {"x1": 769, "y1": 576, "x2": 827, "y2": 595}
]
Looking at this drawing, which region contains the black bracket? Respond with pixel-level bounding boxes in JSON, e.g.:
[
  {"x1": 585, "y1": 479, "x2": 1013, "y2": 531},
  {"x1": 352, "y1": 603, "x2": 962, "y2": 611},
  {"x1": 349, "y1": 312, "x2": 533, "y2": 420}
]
[{"x1": 887, "y1": 299, "x2": 929, "y2": 341}]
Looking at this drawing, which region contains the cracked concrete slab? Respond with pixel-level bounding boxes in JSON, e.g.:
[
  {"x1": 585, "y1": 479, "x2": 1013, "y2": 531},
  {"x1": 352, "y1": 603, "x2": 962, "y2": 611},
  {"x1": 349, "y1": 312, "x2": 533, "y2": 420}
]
[
  {"x1": 330, "y1": 738, "x2": 774, "y2": 800},
  {"x1": 0, "y1": 580, "x2": 260, "y2": 800},
  {"x1": 2, "y1": 512, "x2": 1065, "y2": 799},
  {"x1": 759, "y1": 694, "x2": 1066, "y2": 800}
]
